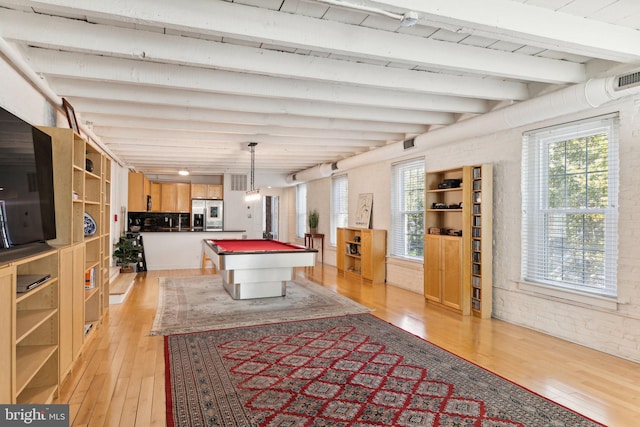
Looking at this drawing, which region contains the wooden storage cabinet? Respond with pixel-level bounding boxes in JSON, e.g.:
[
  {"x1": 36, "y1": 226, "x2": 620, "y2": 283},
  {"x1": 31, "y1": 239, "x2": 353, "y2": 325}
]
[
  {"x1": 58, "y1": 243, "x2": 85, "y2": 381},
  {"x1": 41, "y1": 126, "x2": 111, "y2": 379},
  {"x1": 0, "y1": 265, "x2": 14, "y2": 403},
  {"x1": 12, "y1": 249, "x2": 60, "y2": 404},
  {"x1": 160, "y1": 183, "x2": 176, "y2": 212},
  {"x1": 176, "y1": 182, "x2": 191, "y2": 212},
  {"x1": 423, "y1": 165, "x2": 492, "y2": 317},
  {"x1": 150, "y1": 182, "x2": 161, "y2": 212},
  {"x1": 470, "y1": 165, "x2": 493, "y2": 318},
  {"x1": 128, "y1": 171, "x2": 150, "y2": 212},
  {"x1": 159, "y1": 182, "x2": 191, "y2": 212},
  {"x1": 191, "y1": 183, "x2": 223, "y2": 200},
  {"x1": 424, "y1": 235, "x2": 463, "y2": 311},
  {"x1": 336, "y1": 227, "x2": 386, "y2": 283},
  {"x1": 101, "y1": 156, "x2": 112, "y2": 311}
]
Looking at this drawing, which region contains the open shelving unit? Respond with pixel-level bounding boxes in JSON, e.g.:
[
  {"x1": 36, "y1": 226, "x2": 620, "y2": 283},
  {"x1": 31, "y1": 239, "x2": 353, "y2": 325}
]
[
  {"x1": 470, "y1": 165, "x2": 493, "y2": 318},
  {"x1": 0, "y1": 249, "x2": 60, "y2": 404},
  {"x1": 336, "y1": 227, "x2": 386, "y2": 284},
  {"x1": 38, "y1": 126, "x2": 112, "y2": 383},
  {"x1": 424, "y1": 165, "x2": 493, "y2": 318}
]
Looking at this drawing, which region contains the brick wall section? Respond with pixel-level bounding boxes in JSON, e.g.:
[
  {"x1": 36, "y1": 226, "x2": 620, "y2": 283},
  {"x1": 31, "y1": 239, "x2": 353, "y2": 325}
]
[{"x1": 340, "y1": 95, "x2": 640, "y2": 363}]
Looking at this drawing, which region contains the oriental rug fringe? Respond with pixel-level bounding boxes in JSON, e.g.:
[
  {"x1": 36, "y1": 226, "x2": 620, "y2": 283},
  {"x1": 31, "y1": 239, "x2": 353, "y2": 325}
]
[{"x1": 165, "y1": 314, "x2": 604, "y2": 427}]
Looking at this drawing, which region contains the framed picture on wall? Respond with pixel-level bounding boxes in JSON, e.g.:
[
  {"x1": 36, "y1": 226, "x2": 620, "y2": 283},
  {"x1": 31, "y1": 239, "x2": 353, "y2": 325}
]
[
  {"x1": 62, "y1": 97, "x2": 80, "y2": 134},
  {"x1": 355, "y1": 193, "x2": 373, "y2": 228}
]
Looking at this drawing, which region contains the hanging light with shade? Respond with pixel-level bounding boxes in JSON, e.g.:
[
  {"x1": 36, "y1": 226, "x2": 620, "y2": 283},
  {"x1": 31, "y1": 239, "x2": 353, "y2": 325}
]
[{"x1": 245, "y1": 142, "x2": 260, "y2": 202}]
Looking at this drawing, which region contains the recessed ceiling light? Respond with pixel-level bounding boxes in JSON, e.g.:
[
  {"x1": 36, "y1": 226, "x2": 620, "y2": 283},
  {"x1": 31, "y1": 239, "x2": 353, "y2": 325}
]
[{"x1": 178, "y1": 170, "x2": 189, "y2": 176}]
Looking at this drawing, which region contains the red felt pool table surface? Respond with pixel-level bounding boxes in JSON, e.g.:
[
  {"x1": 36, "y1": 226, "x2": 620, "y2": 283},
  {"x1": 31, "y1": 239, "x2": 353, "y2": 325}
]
[{"x1": 209, "y1": 239, "x2": 307, "y2": 253}]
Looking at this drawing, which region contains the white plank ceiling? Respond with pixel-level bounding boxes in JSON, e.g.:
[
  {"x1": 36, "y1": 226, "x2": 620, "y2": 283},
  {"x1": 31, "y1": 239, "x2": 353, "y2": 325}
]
[{"x1": 0, "y1": 0, "x2": 639, "y2": 178}]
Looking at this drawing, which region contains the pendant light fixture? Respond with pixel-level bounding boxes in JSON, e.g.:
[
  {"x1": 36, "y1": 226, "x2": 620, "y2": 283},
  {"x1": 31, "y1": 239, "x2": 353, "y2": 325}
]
[{"x1": 245, "y1": 142, "x2": 260, "y2": 202}]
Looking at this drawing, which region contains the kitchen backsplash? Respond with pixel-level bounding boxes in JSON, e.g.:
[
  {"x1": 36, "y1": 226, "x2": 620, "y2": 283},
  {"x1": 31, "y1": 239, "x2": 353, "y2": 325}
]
[{"x1": 128, "y1": 212, "x2": 190, "y2": 231}]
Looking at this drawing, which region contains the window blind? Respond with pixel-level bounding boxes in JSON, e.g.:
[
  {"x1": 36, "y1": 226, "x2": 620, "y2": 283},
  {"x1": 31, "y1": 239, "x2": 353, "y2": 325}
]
[
  {"x1": 331, "y1": 174, "x2": 348, "y2": 245},
  {"x1": 296, "y1": 183, "x2": 307, "y2": 238},
  {"x1": 521, "y1": 114, "x2": 619, "y2": 297},
  {"x1": 391, "y1": 157, "x2": 425, "y2": 260}
]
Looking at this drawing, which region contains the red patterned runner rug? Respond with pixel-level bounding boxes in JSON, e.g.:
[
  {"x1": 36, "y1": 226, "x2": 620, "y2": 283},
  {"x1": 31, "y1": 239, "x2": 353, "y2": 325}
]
[{"x1": 165, "y1": 314, "x2": 604, "y2": 427}]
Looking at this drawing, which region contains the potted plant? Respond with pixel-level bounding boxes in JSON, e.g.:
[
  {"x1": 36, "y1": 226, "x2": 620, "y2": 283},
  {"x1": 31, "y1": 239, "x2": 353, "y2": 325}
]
[
  {"x1": 308, "y1": 209, "x2": 319, "y2": 234},
  {"x1": 113, "y1": 236, "x2": 142, "y2": 273}
]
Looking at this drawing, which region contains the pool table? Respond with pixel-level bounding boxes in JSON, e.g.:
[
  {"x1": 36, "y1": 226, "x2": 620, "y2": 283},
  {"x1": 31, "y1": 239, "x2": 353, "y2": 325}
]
[{"x1": 202, "y1": 239, "x2": 317, "y2": 299}]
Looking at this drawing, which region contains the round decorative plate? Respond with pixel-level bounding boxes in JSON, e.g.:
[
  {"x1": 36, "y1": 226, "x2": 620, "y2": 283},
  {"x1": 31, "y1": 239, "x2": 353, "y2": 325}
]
[{"x1": 84, "y1": 212, "x2": 97, "y2": 236}]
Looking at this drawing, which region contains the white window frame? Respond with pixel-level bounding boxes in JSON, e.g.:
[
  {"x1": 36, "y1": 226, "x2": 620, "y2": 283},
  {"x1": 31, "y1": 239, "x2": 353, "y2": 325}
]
[
  {"x1": 330, "y1": 174, "x2": 348, "y2": 246},
  {"x1": 521, "y1": 114, "x2": 619, "y2": 302},
  {"x1": 390, "y1": 157, "x2": 425, "y2": 260},
  {"x1": 296, "y1": 183, "x2": 307, "y2": 239}
]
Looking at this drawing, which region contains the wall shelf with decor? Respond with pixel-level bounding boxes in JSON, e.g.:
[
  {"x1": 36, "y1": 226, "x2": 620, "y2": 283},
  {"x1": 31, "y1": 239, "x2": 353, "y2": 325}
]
[
  {"x1": 41, "y1": 127, "x2": 112, "y2": 378},
  {"x1": 336, "y1": 227, "x2": 386, "y2": 284},
  {"x1": 424, "y1": 165, "x2": 492, "y2": 318}
]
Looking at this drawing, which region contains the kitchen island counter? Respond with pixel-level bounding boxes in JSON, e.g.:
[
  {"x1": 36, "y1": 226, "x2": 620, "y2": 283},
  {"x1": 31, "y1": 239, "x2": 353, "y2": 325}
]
[{"x1": 140, "y1": 230, "x2": 246, "y2": 270}]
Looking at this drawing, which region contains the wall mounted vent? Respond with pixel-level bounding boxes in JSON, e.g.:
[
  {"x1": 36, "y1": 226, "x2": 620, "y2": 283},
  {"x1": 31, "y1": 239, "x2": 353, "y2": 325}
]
[
  {"x1": 403, "y1": 138, "x2": 415, "y2": 150},
  {"x1": 230, "y1": 174, "x2": 247, "y2": 191},
  {"x1": 614, "y1": 70, "x2": 640, "y2": 91}
]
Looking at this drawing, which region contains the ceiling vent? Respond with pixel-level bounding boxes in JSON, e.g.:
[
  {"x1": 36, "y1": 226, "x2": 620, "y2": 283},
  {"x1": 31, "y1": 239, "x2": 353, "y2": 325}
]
[
  {"x1": 614, "y1": 70, "x2": 640, "y2": 91},
  {"x1": 230, "y1": 174, "x2": 247, "y2": 191}
]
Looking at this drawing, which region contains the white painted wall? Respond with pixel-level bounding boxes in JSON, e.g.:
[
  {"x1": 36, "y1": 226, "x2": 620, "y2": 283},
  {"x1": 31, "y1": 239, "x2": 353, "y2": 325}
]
[
  {"x1": 0, "y1": 57, "x2": 53, "y2": 126},
  {"x1": 300, "y1": 95, "x2": 640, "y2": 363}
]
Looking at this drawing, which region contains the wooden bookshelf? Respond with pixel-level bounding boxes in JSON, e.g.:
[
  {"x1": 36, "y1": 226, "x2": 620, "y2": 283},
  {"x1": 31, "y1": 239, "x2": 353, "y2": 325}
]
[
  {"x1": 424, "y1": 165, "x2": 493, "y2": 318},
  {"x1": 336, "y1": 227, "x2": 386, "y2": 283}
]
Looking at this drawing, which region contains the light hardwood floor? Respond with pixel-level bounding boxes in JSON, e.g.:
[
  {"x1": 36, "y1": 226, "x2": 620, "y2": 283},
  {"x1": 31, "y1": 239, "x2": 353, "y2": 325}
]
[{"x1": 56, "y1": 265, "x2": 640, "y2": 426}]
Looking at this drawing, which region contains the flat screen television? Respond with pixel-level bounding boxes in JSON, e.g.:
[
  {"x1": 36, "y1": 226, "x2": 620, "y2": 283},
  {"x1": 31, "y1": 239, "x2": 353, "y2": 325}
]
[{"x1": 0, "y1": 106, "x2": 56, "y2": 262}]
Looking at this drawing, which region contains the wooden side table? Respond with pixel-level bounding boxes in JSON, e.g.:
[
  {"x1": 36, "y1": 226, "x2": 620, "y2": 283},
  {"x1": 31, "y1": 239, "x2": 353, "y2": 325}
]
[{"x1": 304, "y1": 233, "x2": 324, "y2": 264}]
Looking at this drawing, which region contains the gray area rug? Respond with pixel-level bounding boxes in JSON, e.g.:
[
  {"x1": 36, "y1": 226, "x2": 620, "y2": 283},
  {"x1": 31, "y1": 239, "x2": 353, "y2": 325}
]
[{"x1": 150, "y1": 275, "x2": 372, "y2": 335}]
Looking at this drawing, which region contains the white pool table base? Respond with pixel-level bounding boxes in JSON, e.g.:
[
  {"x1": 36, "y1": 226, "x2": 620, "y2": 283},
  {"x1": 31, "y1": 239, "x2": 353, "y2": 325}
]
[{"x1": 220, "y1": 267, "x2": 292, "y2": 299}]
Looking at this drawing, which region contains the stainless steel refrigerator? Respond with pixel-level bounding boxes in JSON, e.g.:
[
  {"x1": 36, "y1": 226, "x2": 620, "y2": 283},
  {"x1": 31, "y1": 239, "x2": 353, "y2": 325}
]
[{"x1": 191, "y1": 199, "x2": 223, "y2": 230}]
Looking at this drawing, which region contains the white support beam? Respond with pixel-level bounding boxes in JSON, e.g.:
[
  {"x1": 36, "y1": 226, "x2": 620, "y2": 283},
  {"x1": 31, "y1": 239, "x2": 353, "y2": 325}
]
[
  {"x1": 90, "y1": 120, "x2": 403, "y2": 142},
  {"x1": 93, "y1": 130, "x2": 388, "y2": 149},
  {"x1": 1, "y1": 0, "x2": 585, "y2": 83},
  {"x1": 43, "y1": 77, "x2": 455, "y2": 125},
  {"x1": 76, "y1": 100, "x2": 431, "y2": 134},
  {"x1": 374, "y1": 0, "x2": 640, "y2": 62},
  {"x1": 0, "y1": 7, "x2": 530, "y2": 101},
  {"x1": 25, "y1": 48, "x2": 488, "y2": 114}
]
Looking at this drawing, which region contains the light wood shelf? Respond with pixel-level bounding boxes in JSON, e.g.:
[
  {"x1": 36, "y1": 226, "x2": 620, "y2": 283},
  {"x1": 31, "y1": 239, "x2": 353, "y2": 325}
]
[
  {"x1": 15, "y1": 345, "x2": 58, "y2": 394},
  {"x1": 36, "y1": 126, "x2": 112, "y2": 391},
  {"x1": 0, "y1": 248, "x2": 61, "y2": 404},
  {"x1": 15, "y1": 308, "x2": 57, "y2": 344},
  {"x1": 336, "y1": 227, "x2": 386, "y2": 283},
  {"x1": 424, "y1": 165, "x2": 493, "y2": 318}
]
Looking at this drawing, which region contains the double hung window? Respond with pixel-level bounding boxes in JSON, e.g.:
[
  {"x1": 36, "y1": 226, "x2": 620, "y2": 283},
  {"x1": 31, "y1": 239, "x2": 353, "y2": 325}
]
[
  {"x1": 522, "y1": 114, "x2": 619, "y2": 297},
  {"x1": 331, "y1": 175, "x2": 348, "y2": 245},
  {"x1": 391, "y1": 158, "x2": 425, "y2": 260},
  {"x1": 296, "y1": 183, "x2": 307, "y2": 239}
]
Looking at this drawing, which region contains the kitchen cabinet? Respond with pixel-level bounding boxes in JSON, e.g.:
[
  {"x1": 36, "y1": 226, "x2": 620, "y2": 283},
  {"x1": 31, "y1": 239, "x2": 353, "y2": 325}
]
[
  {"x1": 128, "y1": 172, "x2": 150, "y2": 212},
  {"x1": 176, "y1": 183, "x2": 191, "y2": 212},
  {"x1": 160, "y1": 182, "x2": 191, "y2": 213},
  {"x1": 150, "y1": 182, "x2": 161, "y2": 212},
  {"x1": 160, "y1": 183, "x2": 177, "y2": 212},
  {"x1": 191, "y1": 183, "x2": 223, "y2": 200}
]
